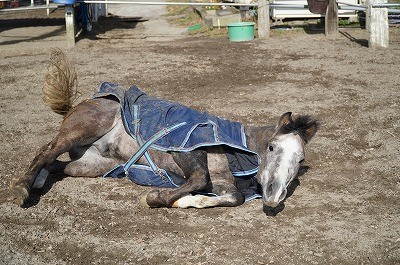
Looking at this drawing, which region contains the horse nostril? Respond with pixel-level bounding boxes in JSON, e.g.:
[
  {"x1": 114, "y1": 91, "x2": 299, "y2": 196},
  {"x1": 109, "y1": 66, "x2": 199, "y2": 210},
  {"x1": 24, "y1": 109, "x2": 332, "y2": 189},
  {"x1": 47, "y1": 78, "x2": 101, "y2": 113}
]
[
  {"x1": 267, "y1": 183, "x2": 273, "y2": 195},
  {"x1": 279, "y1": 189, "x2": 287, "y2": 202}
]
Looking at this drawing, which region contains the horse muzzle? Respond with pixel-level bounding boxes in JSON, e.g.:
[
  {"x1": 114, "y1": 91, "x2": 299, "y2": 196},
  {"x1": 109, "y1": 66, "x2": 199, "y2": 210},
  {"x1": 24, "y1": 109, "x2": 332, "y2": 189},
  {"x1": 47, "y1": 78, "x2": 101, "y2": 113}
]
[{"x1": 263, "y1": 183, "x2": 287, "y2": 208}]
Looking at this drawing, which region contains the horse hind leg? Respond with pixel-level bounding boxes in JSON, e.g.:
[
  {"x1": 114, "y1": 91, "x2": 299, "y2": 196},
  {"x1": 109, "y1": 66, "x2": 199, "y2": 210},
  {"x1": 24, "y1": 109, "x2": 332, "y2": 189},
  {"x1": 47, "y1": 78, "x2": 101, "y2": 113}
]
[
  {"x1": 27, "y1": 144, "x2": 122, "y2": 200},
  {"x1": 10, "y1": 99, "x2": 119, "y2": 206},
  {"x1": 48, "y1": 145, "x2": 123, "y2": 177},
  {"x1": 10, "y1": 141, "x2": 113, "y2": 207},
  {"x1": 10, "y1": 138, "x2": 72, "y2": 206}
]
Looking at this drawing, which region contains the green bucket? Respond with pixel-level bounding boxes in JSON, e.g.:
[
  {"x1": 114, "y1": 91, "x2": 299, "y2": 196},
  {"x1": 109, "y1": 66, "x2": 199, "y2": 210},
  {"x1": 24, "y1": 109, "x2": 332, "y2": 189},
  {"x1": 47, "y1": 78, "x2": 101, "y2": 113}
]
[{"x1": 227, "y1": 22, "x2": 255, "y2": 42}]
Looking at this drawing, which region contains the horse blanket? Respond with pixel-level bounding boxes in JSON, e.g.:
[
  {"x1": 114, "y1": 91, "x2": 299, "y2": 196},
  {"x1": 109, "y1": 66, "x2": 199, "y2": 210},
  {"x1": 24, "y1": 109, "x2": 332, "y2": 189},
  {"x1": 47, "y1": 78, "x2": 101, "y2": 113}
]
[{"x1": 94, "y1": 82, "x2": 261, "y2": 201}]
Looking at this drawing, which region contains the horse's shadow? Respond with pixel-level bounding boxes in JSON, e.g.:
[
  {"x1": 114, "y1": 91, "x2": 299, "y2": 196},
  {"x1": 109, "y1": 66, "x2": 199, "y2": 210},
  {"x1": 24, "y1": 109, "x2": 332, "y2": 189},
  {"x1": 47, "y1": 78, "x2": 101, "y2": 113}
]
[
  {"x1": 263, "y1": 165, "x2": 310, "y2": 216},
  {"x1": 22, "y1": 174, "x2": 65, "y2": 208},
  {"x1": 23, "y1": 166, "x2": 311, "y2": 212}
]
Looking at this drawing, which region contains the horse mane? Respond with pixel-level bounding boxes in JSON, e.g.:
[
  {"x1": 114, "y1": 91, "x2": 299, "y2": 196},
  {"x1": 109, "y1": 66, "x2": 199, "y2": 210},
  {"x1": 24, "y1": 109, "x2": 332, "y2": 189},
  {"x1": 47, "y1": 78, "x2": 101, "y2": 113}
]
[
  {"x1": 43, "y1": 48, "x2": 80, "y2": 115},
  {"x1": 278, "y1": 115, "x2": 319, "y2": 143}
]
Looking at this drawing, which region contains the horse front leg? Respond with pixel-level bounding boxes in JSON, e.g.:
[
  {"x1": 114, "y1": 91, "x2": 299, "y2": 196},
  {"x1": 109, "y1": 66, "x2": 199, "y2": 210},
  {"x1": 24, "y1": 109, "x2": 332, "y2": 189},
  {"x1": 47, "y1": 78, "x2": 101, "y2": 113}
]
[
  {"x1": 143, "y1": 150, "x2": 210, "y2": 208},
  {"x1": 172, "y1": 152, "x2": 245, "y2": 208},
  {"x1": 171, "y1": 175, "x2": 245, "y2": 209}
]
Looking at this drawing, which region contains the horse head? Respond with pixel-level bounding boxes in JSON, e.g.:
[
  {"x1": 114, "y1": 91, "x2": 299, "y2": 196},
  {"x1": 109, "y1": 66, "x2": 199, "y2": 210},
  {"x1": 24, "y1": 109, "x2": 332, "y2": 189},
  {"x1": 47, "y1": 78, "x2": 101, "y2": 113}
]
[{"x1": 259, "y1": 112, "x2": 318, "y2": 208}]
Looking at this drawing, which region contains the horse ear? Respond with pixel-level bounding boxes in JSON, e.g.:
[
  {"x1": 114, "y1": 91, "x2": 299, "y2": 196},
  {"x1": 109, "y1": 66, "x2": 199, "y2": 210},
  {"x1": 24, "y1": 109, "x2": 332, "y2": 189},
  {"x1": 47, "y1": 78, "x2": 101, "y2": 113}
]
[
  {"x1": 303, "y1": 121, "x2": 318, "y2": 143},
  {"x1": 277, "y1": 112, "x2": 293, "y2": 128}
]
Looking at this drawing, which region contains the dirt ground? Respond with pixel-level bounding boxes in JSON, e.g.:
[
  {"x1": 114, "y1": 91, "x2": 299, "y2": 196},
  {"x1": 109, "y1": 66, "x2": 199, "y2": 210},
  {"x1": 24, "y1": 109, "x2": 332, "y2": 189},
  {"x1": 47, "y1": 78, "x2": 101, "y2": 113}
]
[{"x1": 1, "y1": 8, "x2": 400, "y2": 265}]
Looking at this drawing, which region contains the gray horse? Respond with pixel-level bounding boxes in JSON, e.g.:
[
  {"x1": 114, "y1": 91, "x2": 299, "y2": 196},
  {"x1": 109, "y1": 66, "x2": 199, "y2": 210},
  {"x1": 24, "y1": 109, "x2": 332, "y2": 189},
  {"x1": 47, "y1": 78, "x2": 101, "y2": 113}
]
[{"x1": 10, "y1": 49, "x2": 318, "y2": 211}]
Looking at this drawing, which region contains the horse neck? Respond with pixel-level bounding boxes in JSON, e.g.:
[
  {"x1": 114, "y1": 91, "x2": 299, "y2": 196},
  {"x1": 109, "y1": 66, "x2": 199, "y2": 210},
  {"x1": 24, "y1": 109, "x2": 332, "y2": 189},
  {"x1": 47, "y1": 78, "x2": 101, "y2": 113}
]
[
  {"x1": 244, "y1": 125, "x2": 275, "y2": 181},
  {"x1": 244, "y1": 125, "x2": 275, "y2": 156}
]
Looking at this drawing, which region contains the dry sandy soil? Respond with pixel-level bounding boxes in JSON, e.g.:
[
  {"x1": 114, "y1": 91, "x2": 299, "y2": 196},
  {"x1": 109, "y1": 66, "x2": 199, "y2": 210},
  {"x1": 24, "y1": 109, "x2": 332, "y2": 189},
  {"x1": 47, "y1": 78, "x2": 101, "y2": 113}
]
[{"x1": 1, "y1": 7, "x2": 399, "y2": 265}]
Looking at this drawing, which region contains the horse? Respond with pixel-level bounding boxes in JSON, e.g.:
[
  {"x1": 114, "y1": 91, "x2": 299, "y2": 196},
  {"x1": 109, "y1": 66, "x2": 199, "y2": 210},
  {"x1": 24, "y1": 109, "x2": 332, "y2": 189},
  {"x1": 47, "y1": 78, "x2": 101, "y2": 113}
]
[{"x1": 10, "y1": 49, "x2": 318, "y2": 211}]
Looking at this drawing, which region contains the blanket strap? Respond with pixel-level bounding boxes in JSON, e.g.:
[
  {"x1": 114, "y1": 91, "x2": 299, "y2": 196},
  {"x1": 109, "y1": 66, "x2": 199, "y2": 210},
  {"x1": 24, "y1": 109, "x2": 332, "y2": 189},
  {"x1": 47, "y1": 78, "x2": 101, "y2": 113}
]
[
  {"x1": 133, "y1": 105, "x2": 160, "y2": 174},
  {"x1": 122, "y1": 105, "x2": 186, "y2": 175}
]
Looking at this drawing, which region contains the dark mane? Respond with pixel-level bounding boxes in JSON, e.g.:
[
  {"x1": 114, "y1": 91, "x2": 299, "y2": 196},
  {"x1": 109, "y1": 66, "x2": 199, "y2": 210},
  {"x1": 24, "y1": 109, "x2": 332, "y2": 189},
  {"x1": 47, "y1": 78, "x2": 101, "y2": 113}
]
[{"x1": 278, "y1": 115, "x2": 319, "y2": 143}]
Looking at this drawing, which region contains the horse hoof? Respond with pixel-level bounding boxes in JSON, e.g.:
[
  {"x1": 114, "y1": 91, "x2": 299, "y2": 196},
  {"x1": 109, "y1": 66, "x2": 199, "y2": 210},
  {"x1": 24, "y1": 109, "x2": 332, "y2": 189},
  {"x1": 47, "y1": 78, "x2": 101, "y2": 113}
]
[
  {"x1": 139, "y1": 191, "x2": 151, "y2": 208},
  {"x1": 10, "y1": 185, "x2": 29, "y2": 206},
  {"x1": 140, "y1": 190, "x2": 166, "y2": 208},
  {"x1": 32, "y1": 168, "x2": 49, "y2": 189}
]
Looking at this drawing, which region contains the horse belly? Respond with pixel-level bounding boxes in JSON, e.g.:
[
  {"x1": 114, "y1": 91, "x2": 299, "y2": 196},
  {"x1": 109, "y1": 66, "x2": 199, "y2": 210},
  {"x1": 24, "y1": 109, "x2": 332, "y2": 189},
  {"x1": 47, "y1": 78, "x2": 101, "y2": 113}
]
[
  {"x1": 105, "y1": 122, "x2": 180, "y2": 173},
  {"x1": 148, "y1": 150, "x2": 185, "y2": 177},
  {"x1": 207, "y1": 148, "x2": 234, "y2": 184},
  {"x1": 96, "y1": 122, "x2": 144, "y2": 163}
]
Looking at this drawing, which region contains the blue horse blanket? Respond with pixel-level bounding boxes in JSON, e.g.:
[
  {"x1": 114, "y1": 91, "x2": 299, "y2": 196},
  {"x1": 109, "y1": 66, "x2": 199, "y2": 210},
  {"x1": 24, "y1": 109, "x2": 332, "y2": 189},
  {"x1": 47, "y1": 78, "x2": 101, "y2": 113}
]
[{"x1": 95, "y1": 82, "x2": 261, "y2": 201}]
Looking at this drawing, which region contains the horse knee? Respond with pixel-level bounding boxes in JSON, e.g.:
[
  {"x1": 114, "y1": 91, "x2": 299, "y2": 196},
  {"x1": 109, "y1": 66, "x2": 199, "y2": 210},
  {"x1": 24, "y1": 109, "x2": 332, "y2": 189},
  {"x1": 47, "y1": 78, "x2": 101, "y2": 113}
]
[
  {"x1": 144, "y1": 190, "x2": 165, "y2": 208},
  {"x1": 228, "y1": 191, "x2": 245, "y2": 206},
  {"x1": 188, "y1": 170, "x2": 210, "y2": 191}
]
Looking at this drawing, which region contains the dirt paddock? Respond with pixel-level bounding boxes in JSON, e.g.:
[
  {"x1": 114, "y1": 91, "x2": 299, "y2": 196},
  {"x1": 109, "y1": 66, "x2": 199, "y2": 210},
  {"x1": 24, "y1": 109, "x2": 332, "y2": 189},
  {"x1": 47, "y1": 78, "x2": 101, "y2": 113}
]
[{"x1": 1, "y1": 11, "x2": 399, "y2": 264}]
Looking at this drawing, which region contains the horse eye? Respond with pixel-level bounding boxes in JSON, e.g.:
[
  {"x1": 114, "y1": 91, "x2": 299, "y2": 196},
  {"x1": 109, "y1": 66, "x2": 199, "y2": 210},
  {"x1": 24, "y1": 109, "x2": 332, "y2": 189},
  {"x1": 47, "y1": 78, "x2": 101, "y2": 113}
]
[{"x1": 268, "y1": 145, "x2": 274, "y2": 152}]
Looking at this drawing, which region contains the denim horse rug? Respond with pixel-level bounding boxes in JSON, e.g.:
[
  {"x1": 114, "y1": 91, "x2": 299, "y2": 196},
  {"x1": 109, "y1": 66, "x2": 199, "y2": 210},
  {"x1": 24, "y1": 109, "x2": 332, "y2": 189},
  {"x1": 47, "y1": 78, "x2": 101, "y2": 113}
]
[{"x1": 94, "y1": 82, "x2": 261, "y2": 201}]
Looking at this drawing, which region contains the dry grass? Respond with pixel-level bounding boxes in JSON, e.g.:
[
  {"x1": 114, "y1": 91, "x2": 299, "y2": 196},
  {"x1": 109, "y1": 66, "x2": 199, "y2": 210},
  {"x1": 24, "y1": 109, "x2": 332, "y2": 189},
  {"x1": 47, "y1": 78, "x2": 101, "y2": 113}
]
[{"x1": 165, "y1": 1, "x2": 229, "y2": 36}]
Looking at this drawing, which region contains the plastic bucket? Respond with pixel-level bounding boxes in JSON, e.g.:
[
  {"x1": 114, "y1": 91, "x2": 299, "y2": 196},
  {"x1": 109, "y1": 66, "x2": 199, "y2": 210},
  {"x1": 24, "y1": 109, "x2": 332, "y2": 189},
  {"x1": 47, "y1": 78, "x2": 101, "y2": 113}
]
[
  {"x1": 227, "y1": 22, "x2": 255, "y2": 42},
  {"x1": 53, "y1": 0, "x2": 76, "y2": 4}
]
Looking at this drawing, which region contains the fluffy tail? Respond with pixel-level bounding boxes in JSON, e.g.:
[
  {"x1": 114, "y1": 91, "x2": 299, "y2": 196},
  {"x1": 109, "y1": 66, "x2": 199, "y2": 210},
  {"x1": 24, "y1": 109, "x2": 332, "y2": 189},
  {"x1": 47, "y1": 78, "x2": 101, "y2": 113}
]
[{"x1": 43, "y1": 48, "x2": 80, "y2": 115}]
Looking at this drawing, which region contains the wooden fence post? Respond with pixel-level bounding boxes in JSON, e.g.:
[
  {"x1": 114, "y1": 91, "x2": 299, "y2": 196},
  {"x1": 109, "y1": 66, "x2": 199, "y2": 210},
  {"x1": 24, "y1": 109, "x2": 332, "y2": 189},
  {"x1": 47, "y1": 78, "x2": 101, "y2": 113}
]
[
  {"x1": 325, "y1": 0, "x2": 338, "y2": 36},
  {"x1": 65, "y1": 5, "x2": 75, "y2": 49},
  {"x1": 367, "y1": 0, "x2": 389, "y2": 48},
  {"x1": 258, "y1": 0, "x2": 270, "y2": 38}
]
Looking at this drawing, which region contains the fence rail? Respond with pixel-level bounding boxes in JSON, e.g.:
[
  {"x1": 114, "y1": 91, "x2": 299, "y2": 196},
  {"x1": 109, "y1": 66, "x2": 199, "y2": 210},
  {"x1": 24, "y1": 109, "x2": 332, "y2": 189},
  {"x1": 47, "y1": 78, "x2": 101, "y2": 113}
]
[
  {"x1": 1, "y1": 1, "x2": 400, "y2": 14},
  {"x1": 1, "y1": 0, "x2": 397, "y2": 47}
]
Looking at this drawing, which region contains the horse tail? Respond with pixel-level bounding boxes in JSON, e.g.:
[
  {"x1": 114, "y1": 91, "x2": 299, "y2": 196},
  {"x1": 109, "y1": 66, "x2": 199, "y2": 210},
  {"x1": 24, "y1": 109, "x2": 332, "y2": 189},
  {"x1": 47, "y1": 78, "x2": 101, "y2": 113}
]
[{"x1": 43, "y1": 48, "x2": 80, "y2": 115}]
